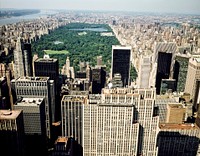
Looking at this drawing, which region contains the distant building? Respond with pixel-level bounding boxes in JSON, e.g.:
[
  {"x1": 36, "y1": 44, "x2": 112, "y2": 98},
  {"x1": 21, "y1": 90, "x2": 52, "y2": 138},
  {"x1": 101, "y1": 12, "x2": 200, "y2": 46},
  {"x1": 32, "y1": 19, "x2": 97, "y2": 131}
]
[
  {"x1": 158, "y1": 123, "x2": 200, "y2": 156},
  {"x1": 137, "y1": 55, "x2": 152, "y2": 88},
  {"x1": 0, "y1": 109, "x2": 25, "y2": 156},
  {"x1": 111, "y1": 45, "x2": 131, "y2": 87},
  {"x1": 61, "y1": 57, "x2": 75, "y2": 79},
  {"x1": 14, "y1": 38, "x2": 32, "y2": 78},
  {"x1": 185, "y1": 57, "x2": 200, "y2": 110},
  {"x1": 91, "y1": 67, "x2": 106, "y2": 94},
  {"x1": 11, "y1": 76, "x2": 55, "y2": 138}
]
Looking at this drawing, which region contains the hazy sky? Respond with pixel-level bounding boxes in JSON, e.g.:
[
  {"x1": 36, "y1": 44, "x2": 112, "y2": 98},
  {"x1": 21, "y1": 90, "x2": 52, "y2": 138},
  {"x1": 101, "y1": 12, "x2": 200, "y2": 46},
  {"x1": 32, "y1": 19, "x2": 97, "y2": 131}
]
[{"x1": 1, "y1": 0, "x2": 200, "y2": 14}]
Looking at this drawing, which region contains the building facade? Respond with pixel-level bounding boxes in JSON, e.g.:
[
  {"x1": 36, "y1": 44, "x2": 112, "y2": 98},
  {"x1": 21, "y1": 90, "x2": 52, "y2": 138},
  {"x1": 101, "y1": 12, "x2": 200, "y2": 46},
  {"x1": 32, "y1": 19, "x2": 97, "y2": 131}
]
[
  {"x1": 11, "y1": 77, "x2": 55, "y2": 138},
  {"x1": 111, "y1": 45, "x2": 131, "y2": 87},
  {"x1": 0, "y1": 109, "x2": 25, "y2": 156}
]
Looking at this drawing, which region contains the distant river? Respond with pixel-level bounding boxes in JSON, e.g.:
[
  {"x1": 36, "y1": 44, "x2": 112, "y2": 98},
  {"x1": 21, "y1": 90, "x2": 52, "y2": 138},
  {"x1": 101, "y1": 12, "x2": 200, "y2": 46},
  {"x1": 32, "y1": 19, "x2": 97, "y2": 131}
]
[
  {"x1": 69, "y1": 28, "x2": 108, "y2": 32},
  {"x1": 0, "y1": 10, "x2": 57, "y2": 26}
]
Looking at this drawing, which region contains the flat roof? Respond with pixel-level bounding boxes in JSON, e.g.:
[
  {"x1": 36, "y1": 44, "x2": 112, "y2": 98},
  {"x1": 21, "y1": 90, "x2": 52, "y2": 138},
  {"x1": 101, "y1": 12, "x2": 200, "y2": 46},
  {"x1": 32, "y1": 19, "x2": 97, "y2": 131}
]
[
  {"x1": 159, "y1": 123, "x2": 199, "y2": 130},
  {"x1": 15, "y1": 97, "x2": 44, "y2": 106},
  {"x1": 112, "y1": 45, "x2": 131, "y2": 50},
  {"x1": 168, "y1": 104, "x2": 184, "y2": 109},
  {"x1": 16, "y1": 77, "x2": 49, "y2": 81},
  {"x1": 56, "y1": 137, "x2": 68, "y2": 143},
  {"x1": 35, "y1": 58, "x2": 57, "y2": 63},
  {"x1": 0, "y1": 109, "x2": 22, "y2": 120}
]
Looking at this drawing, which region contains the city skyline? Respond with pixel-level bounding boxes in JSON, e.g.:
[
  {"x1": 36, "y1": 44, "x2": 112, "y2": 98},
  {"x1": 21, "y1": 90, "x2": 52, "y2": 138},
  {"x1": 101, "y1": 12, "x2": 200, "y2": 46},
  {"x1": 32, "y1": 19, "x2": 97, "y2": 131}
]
[{"x1": 1, "y1": 0, "x2": 200, "y2": 14}]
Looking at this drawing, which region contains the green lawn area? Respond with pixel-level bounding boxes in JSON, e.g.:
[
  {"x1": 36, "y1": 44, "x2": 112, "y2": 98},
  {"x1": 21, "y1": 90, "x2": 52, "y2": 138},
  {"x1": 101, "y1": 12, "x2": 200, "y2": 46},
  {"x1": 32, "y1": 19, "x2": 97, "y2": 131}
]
[{"x1": 44, "y1": 50, "x2": 69, "y2": 55}]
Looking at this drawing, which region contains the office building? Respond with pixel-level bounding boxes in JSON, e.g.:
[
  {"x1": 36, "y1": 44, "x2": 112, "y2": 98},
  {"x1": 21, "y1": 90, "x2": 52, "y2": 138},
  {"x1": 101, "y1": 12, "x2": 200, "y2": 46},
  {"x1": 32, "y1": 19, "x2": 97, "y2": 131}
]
[
  {"x1": 0, "y1": 109, "x2": 25, "y2": 156},
  {"x1": 61, "y1": 95, "x2": 88, "y2": 145},
  {"x1": 153, "y1": 42, "x2": 176, "y2": 94},
  {"x1": 83, "y1": 87, "x2": 159, "y2": 155},
  {"x1": 91, "y1": 67, "x2": 106, "y2": 94},
  {"x1": 166, "y1": 103, "x2": 186, "y2": 123},
  {"x1": 11, "y1": 76, "x2": 55, "y2": 138},
  {"x1": 137, "y1": 55, "x2": 152, "y2": 88},
  {"x1": 111, "y1": 45, "x2": 131, "y2": 87},
  {"x1": 34, "y1": 55, "x2": 59, "y2": 83},
  {"x1": 0, "y1": 77, "x2": 10, "y2": 109},
  {"x1": 14, "y1": 38, "x2": 32, "y2": 78},
  {"x1": 185, "y1": 57, "x2": 200, "y2": 110},
  {"x1": 14, "y1": 97, "x2": 47, "y2": 155},
  {"x1": 173, "y1": 54, "x2": 190, "y2": 92},
  {"x1": 155, "y1": 95, "x2": 179, "y2": 123},
  {"x1": 158, "y1": 123, "x2": 200, "y2": 156}
]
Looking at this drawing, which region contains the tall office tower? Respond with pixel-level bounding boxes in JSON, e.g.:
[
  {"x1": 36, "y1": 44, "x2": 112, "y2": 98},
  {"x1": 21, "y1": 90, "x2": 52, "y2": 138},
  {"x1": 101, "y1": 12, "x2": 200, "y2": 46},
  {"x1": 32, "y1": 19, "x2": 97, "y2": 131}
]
[
  {"x1": 83, "y1": 87, "x2": 159, "y2": 156},
  {"x1": 14, "y1": 37, "x2": 32, "y2": 78},
  {"x1": 91, "y1": 67, "x2": 106, "y2": 94},
  {"x1": 34, "y1": 55, "x2": 59, "y2": 83},
  {"x1": 158, "y1": 123, "x2": 200, "y2": 156},
  {"x1": 14, "y1": 97, "x2": 47, "y2": 155},
  {"x1": 61, "y1": 95, "x2": 88, "y2": 145},
  {"x1": 111, "y1": 45, "x2": 131, "y2": 87},
  {"x1": 34, "y1": 55, "x2": 58, "y2": 121},
  {"x1": 185, "y1": 57, "x2": 200, "y2": 111},
  {"x1": 153, "y1": 42, "x2": 176, "y2": 94},
  {"x1": 173, "y1": 54, "x2": 190, "y2": 92},
  {"x1": 11, "y1": 77, "x2": 55, "y2": 138},
  {"x1": 0, "y1": 77, "x2": 10, "y2": 109},
  {"x1": 61, "y1": 57, "x2": 71, "y2": 78},
  {"x1": 137, "y1": 55, "x2": 152, "y2": 88},
  {"x1": 0, "y1": 109, "x2": 25, "y2": 156}
]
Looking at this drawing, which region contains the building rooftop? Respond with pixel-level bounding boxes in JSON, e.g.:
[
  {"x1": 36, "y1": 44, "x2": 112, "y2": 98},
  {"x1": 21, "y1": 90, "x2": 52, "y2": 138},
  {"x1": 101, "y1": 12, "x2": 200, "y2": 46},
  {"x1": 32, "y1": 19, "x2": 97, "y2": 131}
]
[
  {"x1": 159, "y1": 123, "x2": 199, "y2": 130},
  {"x1": 0, "y1": 109, "x2": 22, "y2": 120},
  {"x1": 35, "y1": 58, "x2": 57, "y2": 63},
  {"x1": 55, "y1": 137, "x2": 68, "y2": 144},
  {"x1": 16, "y1": 76, "x2": 49, "y2": 81},
  {"x1": 168, "y1": 104, "x2": 184, "y2": 109},
  {"x1": 195, "y1": 57, "x2": 200, "y2": 63},
  {"x1": 112, "y1": 45, "x2": 131, "y2": 50},
  {"x1": 15, "y1": 97, "x2": 44, "y2": 106}
]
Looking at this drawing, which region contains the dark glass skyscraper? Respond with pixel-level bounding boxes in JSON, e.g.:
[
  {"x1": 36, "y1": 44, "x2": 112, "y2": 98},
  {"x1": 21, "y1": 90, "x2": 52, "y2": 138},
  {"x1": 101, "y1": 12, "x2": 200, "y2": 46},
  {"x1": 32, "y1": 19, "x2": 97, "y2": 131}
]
[{"x1": 111, "y1": 45, "x2": 131, "y2": 87}]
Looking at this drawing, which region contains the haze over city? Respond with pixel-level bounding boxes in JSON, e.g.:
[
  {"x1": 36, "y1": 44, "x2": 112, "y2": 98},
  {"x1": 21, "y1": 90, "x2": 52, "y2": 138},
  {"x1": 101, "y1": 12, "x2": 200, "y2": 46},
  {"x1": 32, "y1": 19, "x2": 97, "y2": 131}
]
[
  {"x1": 1, "y1": 0, "x2": 200, "y2": 14},
  {"x1": 1, "y1": 0, "x2": 200, "y2": 156}
]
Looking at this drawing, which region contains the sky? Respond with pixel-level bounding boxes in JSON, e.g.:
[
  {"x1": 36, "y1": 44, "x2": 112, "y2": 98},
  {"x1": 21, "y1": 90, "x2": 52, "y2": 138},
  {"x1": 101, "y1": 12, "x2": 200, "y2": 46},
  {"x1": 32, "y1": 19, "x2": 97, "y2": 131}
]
[{"x1": 1, "y1": 0, "x2": 200, "y2": 14}]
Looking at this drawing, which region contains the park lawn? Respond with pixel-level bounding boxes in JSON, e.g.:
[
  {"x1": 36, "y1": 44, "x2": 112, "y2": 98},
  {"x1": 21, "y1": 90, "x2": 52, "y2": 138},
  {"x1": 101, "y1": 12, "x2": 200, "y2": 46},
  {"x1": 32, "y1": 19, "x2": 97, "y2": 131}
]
[{"x1": 44, "y1": 50, "x2": 69, "y2": 55}]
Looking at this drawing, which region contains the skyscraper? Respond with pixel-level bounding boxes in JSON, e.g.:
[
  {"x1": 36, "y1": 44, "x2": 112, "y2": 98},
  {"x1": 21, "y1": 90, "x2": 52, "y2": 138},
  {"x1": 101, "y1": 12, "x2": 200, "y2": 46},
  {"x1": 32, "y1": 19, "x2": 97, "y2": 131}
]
[
  {"x1": 185, "y1": 57, "x2": 200, "y2": 111},
  {"x1": 14, "y1": 38, "x2": 32, "y2": 78},
  {"x1": 152, "y1": 42, "x2": 176, "y2": 94},
  {"x1": 34, "y1": 55, "x2": 59, "y2": 83},
  {"x1": 11, "y1": 76, "x2": 55, "y2": 138},
  {"x1": 14, "y1": 97, "x2": 47, "y2": 155},
  {"x1": 83, "y1": 87, "x2": 159, "y2": 155},
  {"x1": 111, "y1": 45, "x2": 131, "y2": 87},
  {"x1": 61, "y1": 95, "x2": 88, "y2": 145},
  {"x1": 0, "y1": 109, "x2": 25, "y2": 156}
]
